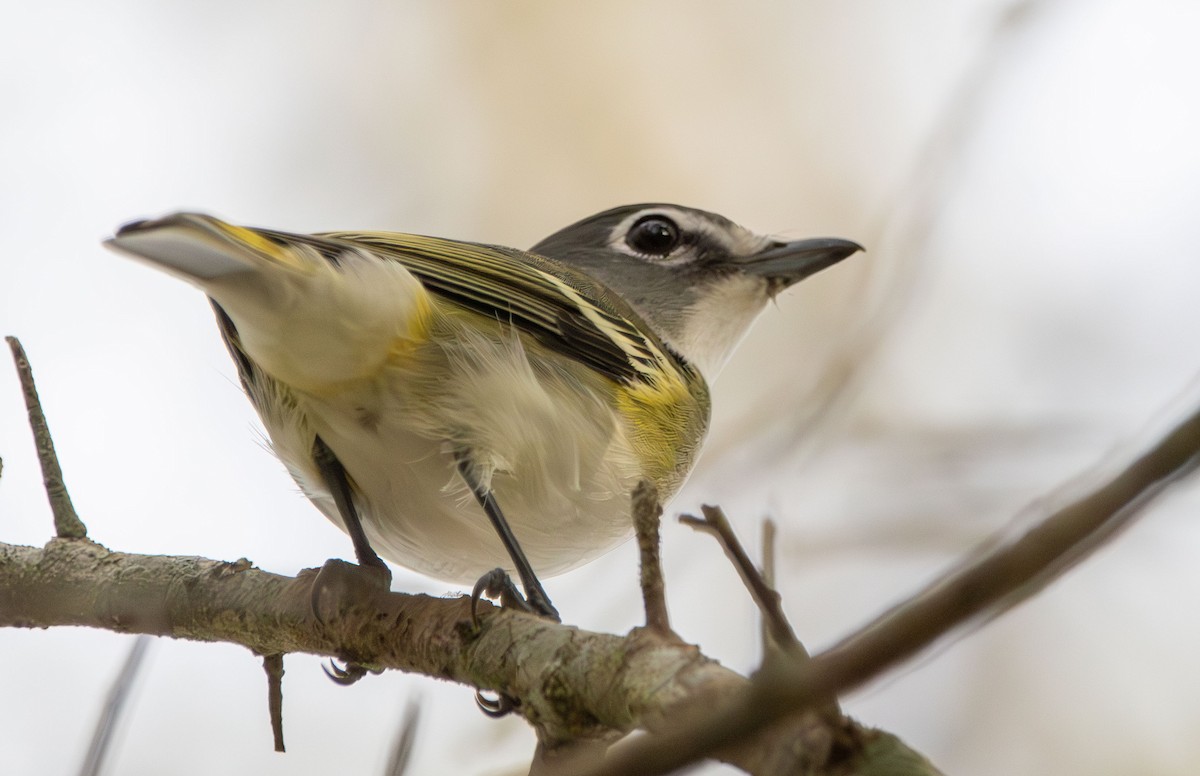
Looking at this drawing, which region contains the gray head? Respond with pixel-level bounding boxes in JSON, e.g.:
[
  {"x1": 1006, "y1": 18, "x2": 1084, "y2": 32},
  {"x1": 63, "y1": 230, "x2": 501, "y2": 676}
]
[{"x1": 530, "y1": 203, "x2": 861, "y2": 381}]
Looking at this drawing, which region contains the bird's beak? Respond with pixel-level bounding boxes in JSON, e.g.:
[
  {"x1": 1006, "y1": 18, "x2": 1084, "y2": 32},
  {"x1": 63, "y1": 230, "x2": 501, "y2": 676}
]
[{"x1": 738, "y1": 237, "x2": 863, "y2": 289}]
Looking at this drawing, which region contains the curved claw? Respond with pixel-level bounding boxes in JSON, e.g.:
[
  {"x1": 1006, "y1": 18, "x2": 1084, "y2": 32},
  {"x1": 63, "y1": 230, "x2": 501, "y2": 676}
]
[
  {"x1": 475, "y1": 689, "x2": 517, "y2": 718},
  {"x1": 470, "y1": 568, "x2": 501, "y2": 630},
  {"x1": 471, "y1": 567, "x2": 534, "y2": 630},
  {"x1": 323, "y1": 659, "x2": 373, "y2": 686}
]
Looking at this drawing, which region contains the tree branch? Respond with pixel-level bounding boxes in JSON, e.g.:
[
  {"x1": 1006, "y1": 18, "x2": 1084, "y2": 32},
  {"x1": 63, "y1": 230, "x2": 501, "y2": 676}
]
[
  {"x1": 262, "y1": 653, "x2": 286, "y2": 752},
  {"x1": 6, "y1": 336, "x2": 86, "y2": 538},
  {"x1": 681, "y1": 506, "x2": 808, "y2": 661},
  {"x1": 632, "y1": 480, "x2": 673, "y2": 638},
  {"x1": 0, "y1": 539, "x2": 926, "y2": 774},
  {"x1": 579, "y1": 400, "x2": 1200, "y2": 775}
]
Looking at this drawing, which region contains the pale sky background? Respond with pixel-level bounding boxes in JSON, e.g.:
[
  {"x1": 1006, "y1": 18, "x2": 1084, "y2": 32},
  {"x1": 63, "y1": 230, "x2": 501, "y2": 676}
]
[{"x1": 3, "y1": 1, "x2": 1200, "y2": 774}]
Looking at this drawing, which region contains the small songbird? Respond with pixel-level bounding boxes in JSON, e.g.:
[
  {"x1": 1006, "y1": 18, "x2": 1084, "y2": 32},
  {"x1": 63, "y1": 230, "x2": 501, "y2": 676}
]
[{"x1": 107, "y1": 204, "x2": 859, "y2": 616}]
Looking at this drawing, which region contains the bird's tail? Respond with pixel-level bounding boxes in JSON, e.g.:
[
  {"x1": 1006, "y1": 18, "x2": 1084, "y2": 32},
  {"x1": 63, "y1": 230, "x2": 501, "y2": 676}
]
[
  {"x1": 106, "y1": 213, "x2": 311, "y2": 282},
  {"x1": 106, "y1": 213, "x2": 433, "y2": 393}
]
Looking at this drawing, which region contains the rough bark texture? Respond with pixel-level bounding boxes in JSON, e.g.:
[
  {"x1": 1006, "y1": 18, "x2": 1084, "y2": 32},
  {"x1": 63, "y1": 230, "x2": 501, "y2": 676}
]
[{"x1": 0, "y1": 537, "x2": 936, "y2": 775}]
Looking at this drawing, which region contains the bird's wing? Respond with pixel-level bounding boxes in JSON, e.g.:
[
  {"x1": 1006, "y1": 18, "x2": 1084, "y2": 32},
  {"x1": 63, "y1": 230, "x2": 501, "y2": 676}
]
[
  {"x1": 107, "y1": 214, "x2": 693, "y2": 391},
  {"x1": 317, "y1": 230, "x2": 686, "y2": 388}
]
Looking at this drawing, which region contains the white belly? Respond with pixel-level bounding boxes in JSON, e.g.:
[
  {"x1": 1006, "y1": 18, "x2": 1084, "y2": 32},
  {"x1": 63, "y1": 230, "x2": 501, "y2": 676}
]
[
  {"x1": 261, "y1": 332, "x2": 646, "y2": 584},
  {"x1": 320, "y1": 421, "x2": 639, "y2": 583}
]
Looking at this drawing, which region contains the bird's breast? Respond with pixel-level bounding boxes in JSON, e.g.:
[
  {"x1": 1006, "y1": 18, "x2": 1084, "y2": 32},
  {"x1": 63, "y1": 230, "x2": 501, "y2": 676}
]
[{"x1": 258, "y1": 310, "x2": 708, "y2": 582}]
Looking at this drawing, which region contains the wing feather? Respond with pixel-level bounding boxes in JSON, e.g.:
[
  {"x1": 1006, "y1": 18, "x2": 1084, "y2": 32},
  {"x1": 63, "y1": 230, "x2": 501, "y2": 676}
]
[{"x1": 248, "y1": 228, "x2": 696, "y2": 388}]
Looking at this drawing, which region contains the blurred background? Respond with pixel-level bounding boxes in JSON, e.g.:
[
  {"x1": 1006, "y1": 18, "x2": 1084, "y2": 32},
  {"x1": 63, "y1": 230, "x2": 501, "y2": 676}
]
[{"x1": 3, "y1": 0, "x2": 1200, "y2": 773}]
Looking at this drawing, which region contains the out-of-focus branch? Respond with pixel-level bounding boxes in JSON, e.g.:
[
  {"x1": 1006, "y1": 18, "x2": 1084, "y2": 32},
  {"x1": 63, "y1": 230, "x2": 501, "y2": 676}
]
[
  {"x1": 77, "y1": 635, "x2": 151, "y2": 776},
  {"x1": 709, "y1": 0, "x2": 1061, "y2": 469},
  {"x1": 384, "y1": 699, "x2": 422, "y2": 776},
  {"x1": 580, "y1": 399, "x2": 1200, "y2": 776}
]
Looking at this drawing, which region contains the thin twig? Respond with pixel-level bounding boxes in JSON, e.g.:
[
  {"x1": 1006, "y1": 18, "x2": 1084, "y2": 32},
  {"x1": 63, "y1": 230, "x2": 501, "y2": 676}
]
[
  {"x1": 580, "y1": 398, "x2": 1200, "y2": 776},
  {"x1": 680, "y1": 506, "x2": 804, "y2": 659},
  {"x1": 262, "y1": 653, "x2": 286, "y2": 752},
  {"x1": 632, "y1": 480, "x2": 672, "y2": 636},
  {"x1": 755, "y1": 518, "x2": 814, "y2": 664},
  {"x1": 77, "y1": 635, "x2": 152, "y2": 776},
  {"x1": 760, "y1": 519, "x2": 778, "y2": 660},
  {"x1": 761, "y1": 519, "x2": 777, "y2": 589},
  {"x1": 6, "y1": 336, "x2": 87, "y2": 538}
]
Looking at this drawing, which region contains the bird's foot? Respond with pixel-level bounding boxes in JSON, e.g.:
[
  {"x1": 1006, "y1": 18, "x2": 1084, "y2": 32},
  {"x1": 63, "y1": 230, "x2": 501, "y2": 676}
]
[
  {"x1": 470, "y1": 567, "x2": 544, "y2": 629},
  {"x1": 475, "y1": 689, "x2": 518, "y2": 718},
  {"x1": 308, "y1": 559, "x2": 391, "y2": 687},
  {"x1": 469, "y1": 568, "x2": 543, "y2": 718},
  {"x1": 356, "y1": 552, "x2": 393, "y2": 588},
  {"x1": 309, "y1": 558, "x2": 391, "y2": 622},
  {"x1": 322, "y1": 659, "x2": 382, "y2": 686},
  {"x1": 470, "y1": 567, "x2": 561, "y2": 624}
]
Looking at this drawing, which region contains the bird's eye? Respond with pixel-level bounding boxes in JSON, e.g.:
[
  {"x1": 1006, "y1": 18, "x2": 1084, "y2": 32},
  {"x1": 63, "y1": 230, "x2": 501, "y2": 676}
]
[{"x1": 625, "y1": 215, "x2": 681, "y2": 257}]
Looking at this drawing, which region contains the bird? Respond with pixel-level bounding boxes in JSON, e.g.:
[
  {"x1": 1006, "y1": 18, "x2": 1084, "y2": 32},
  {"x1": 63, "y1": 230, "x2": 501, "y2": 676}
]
[{"x1": 106, "y1": 204, "x2": 860, "y2": 618}]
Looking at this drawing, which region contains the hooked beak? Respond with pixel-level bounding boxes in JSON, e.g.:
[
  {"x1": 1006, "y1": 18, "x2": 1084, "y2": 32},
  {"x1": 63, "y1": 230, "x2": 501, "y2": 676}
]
[{"x1": 738, "y1": 237, "x2": 863, "y2": 289}]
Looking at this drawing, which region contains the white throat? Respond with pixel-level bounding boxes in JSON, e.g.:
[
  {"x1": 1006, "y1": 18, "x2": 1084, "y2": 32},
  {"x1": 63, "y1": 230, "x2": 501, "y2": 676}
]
[{"x1": 665, "y1": 275, "x2": 770, "y2": 383}]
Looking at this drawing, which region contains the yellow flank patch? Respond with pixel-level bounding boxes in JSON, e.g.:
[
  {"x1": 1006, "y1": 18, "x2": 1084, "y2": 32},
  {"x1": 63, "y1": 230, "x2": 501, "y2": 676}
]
[
  {"x1": 615, "y1": 371, "x2": 703, "y2": 488},
  {"x1": 387, "y1": 288, "x2": 435, "y2": 364}
]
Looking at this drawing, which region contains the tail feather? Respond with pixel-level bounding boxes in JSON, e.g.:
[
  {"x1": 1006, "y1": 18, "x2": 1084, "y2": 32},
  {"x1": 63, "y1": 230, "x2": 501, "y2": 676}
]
[
  {"x1": 106, "y1": 213, "x2": 307, "y2": 283},
  {"x1": 107, "y1": 212, "x2": 433, "y2": 393}
]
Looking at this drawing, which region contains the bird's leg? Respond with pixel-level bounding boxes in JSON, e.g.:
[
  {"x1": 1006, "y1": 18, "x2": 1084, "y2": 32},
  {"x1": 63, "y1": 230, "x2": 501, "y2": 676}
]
[
  {"x1": 455, "y1": 453, "x2": 560, "y2": 622},
  {"x1": 312, "y1": 436, "x2": 391, "y2": 580},
  {"x1": 311, "y1": 436, "x2": 391, "y2": 685}
]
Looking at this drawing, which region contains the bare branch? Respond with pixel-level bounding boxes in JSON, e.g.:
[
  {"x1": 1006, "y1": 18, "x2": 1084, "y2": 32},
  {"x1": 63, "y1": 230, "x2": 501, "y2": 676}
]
[
  {"x1": 632, "y1": 480, "x2": 672, "y2": 637},
  {"x1": 581, "y1": 400, "x2": 1200, "y2": 775},
  {"x1": 680, "y1": 506, "x2": 805, "y2": 660},
  {"x1": 6, "y1": 336, "x2": 86, "y2": 539},
  {"x1": 760, "y1": 519, "x2": 777, "y2": 589},
  {"x1": 262, "y1": 653, "x2": 286, "y2": 753},
  {"x1": 0, "y1": 540, "x2": 929, "y2": 774}
]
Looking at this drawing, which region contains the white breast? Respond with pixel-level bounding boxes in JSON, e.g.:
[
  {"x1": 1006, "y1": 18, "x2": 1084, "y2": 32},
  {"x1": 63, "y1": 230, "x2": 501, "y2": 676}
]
[{"x1": 264, "y1": 323, "x2": 645, "y2": 583}]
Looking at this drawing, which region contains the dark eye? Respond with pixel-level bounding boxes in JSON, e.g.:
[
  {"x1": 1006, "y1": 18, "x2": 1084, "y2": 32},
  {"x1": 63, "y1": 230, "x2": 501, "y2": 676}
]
[{"x1": 625, "y1": 215, "x2": 681, "y2": 257}]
